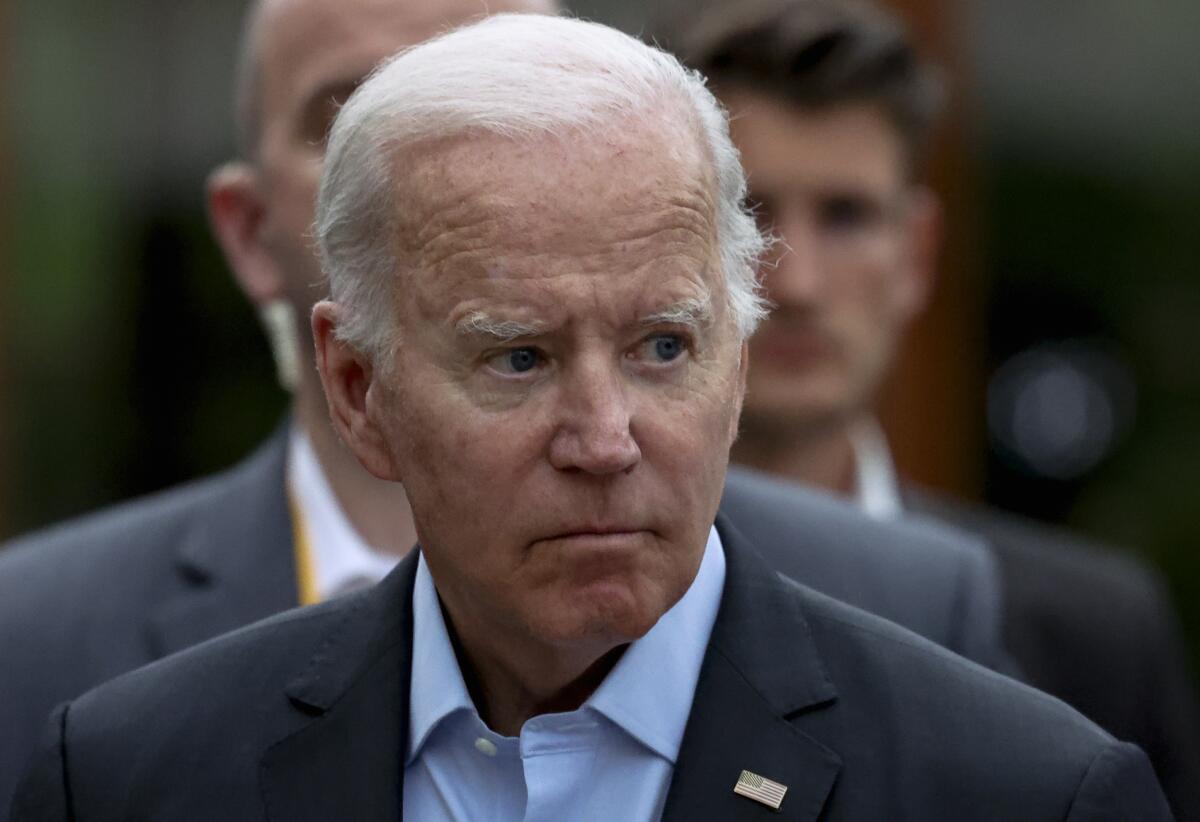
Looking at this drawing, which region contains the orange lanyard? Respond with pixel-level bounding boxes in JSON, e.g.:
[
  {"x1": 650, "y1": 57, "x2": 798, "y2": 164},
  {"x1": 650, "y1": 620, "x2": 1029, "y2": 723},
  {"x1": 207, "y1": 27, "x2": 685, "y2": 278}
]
[{"x1": 287, "y1": 485, "x2": 321, "y2": 606}]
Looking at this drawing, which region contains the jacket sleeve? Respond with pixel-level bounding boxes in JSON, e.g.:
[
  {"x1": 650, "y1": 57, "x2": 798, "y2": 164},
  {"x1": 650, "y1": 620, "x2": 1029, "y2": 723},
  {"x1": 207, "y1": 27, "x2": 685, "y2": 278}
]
[
  {"x1": 8, "y1": 703, "x2": 72, "y2": 822},
  {"x1": 1066, "y1": 741, "x2": 1174, "y2": 822}
]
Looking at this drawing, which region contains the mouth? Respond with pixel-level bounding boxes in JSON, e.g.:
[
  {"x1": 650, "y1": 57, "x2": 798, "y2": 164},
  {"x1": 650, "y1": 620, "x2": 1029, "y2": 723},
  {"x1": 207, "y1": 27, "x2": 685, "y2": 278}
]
[
  {"x1": 549, "y1": 526, "x2": 647, "y2": 538},
  {"x1": 539, "y1": 527, "x2": 652, "y2": 546}
]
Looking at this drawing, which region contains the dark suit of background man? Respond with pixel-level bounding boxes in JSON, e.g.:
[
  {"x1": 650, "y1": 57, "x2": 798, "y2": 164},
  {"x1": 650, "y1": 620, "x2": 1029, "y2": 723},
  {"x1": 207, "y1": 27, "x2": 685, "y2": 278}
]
[
  {"x1": 652, "y1": 0, "x2": 1200, "y2": 817},
  {"x1": 11, "y1": 14, "x2": 1171, "y2": 820},
  {"x1": 0, "y1": 0, "x2": 1011, "y2": 813}
]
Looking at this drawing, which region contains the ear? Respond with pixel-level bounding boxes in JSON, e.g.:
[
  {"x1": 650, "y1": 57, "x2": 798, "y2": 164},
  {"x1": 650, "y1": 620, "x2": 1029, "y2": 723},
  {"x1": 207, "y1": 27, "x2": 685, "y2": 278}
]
[
  {"x1": 311, "y1": 300, "x2": 400, "y2": 481},
  {"x1": 896, "y1": 186, "x2": 942, "y2": 321},
  {"x1": 206, "y1": 162, "x2": 283, "y2": 306}
]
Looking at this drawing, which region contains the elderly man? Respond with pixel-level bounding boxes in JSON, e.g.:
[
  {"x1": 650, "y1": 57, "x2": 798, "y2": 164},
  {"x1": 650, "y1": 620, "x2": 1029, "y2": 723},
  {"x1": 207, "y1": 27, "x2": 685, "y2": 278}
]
[
  {"x1": 656, "y1": 0, "x2": 1200, "y2": 817},
  {"x1": 12, "y1": 16, "x2": 1171, "y2": 820},
  {"x1": 0, "y1": 0, "x2": 1016, "y2": 811}
]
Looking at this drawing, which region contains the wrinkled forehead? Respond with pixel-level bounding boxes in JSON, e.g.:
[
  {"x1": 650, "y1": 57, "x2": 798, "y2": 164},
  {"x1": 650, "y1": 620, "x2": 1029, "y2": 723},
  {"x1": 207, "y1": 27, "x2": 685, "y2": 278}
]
[
  {"x1": 393, "y1": 115, "x2": 719, "y2": 269},
  {"x1": 381, "y1": 116, "x2": 724, "y2": 330}
]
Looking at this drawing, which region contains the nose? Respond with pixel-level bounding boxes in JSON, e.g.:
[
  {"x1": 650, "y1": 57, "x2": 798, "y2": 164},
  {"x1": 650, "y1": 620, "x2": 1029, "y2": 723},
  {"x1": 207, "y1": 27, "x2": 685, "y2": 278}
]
[
  {"x1": 766, "y1": 208, "x2": 825, "y2": 307},
  {"x1": 548, "y1": 359, "x2": 641, "y2": 476}
]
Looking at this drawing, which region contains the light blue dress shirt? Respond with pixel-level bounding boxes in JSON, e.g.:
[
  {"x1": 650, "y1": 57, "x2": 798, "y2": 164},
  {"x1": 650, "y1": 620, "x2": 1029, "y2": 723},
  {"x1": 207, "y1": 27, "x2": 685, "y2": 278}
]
[{"x1": 404, "y1": 527, "x2": 727, "y2": 821}]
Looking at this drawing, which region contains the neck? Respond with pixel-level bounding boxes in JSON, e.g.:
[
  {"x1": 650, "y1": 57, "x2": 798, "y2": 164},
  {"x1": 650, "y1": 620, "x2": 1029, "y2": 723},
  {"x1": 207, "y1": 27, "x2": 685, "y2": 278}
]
[
  {"x1": 434, "y1": 578, "x2": 626, "y2": 736},
  {"x1": 458, "y1": 632, "x2": 624, "y2": 737},
  {"x1": 451, "y1": 624, "x2": 628, "y2": 739},
  {"x1": 292, "y1": 373, "x2": 418, "y2": 557},
  {"x1": 732, "y1": 413, "x2": 863, "y2": 498}
]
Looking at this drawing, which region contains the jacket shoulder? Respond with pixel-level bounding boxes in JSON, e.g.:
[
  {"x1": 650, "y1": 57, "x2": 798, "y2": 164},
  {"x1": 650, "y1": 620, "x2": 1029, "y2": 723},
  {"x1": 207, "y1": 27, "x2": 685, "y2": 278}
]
[
  {"x1": 720, "y1": 468, "x2": 1001, "y2": 662},
  {"x1": 908, "y1": 489, "x2": 1164, "y2": 603},
  {"x1": 784, "y1": 580, "x2": 1172, "y2": 817},
  {"x1": 0, "y1": 474, "x2": 247, "y2": 637},
  {"x1": 795, "y1": 579, "x2": 1112, "y2": 758},
  {"x1": 4, "y1": 474, "x2": 229, "y2": 569},
  {"x1": 12, "y1": 594, "x2": 360, "y2": 821},
  {"x1": 723, "y1": 466, "x2": 991, "y2": 585},
  {"x1": 0, "y1": 432, "x2": 287, "y2": 614}
]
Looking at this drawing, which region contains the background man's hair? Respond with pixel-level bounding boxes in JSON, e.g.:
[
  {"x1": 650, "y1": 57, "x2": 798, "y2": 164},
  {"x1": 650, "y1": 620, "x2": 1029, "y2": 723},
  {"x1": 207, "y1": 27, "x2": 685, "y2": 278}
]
[
  {"x1": 651, "y1": 0, "x2": 944, "y2": 171},
  {"x1": 316, "y1": 13, "x2": 770, "y2": 360}
]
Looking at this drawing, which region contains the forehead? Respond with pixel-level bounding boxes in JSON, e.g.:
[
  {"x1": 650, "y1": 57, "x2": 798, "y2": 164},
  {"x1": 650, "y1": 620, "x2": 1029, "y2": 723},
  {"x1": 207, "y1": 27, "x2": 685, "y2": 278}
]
[
  {"x1": 255, "y1": 0, "x2": 554, "y2": 128},
  {"x1": 394, "y1": 118, "x2": 719, "y2": 318},
  {"x1": 723, "y1": 87, "x2": 907, "y2": 193}
]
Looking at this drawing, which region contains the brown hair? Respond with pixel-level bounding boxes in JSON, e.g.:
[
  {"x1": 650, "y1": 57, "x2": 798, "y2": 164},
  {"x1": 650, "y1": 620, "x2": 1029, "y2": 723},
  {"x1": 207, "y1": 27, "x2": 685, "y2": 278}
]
[{"x1": 653, "y1": 0, "x2": 944, "y2": 170}]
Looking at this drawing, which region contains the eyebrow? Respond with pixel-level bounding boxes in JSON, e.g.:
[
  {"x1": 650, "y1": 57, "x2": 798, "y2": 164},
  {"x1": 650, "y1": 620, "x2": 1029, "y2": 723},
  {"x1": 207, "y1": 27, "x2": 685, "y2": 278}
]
[
  {"x1": 639, "y1": 294, "x2": 714, "y2": 330},
  {"x1": 455, "y1": 312, "x2": 546, "y2": 342},
  {"x1": 454, "y1": 293, "x2": 715, "y2": 341}
]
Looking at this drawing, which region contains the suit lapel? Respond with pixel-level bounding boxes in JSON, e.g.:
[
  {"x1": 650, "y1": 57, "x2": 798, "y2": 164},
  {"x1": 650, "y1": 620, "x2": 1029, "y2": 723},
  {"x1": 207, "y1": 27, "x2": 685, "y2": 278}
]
[
  {"x1": 662, "y1": 517, "x2": 842, "y2": 822},
  {"x1": 253, "y1": 514, "x2": 843, "y2": 821},
  {"x1": 150, "y1": 427, "x2": 299, "y2": 657},
  {"x1": 260, "y1": 552, "x2": 419, "y2": 822}
]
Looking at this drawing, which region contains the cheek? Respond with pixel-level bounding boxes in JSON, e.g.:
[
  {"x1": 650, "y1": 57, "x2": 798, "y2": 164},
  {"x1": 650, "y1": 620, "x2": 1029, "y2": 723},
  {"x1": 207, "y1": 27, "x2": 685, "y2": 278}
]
[
  {"x1": 634, "y1": 367, "x2": 739, "y2": 487},
  {"x1": 385, "y1": 369, "x2": 548, "y2": 522}
]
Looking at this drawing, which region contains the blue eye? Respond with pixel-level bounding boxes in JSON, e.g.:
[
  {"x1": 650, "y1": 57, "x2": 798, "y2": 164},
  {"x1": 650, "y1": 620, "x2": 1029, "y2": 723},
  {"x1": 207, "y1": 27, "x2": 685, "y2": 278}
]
[
  {"x1": 653, "y1": 335, "x2": 683, "y2": 361},
  {"x1": 506, "y1": 345, "x2": 540, "y2": 372},
  {"x1": 642, "y1": 334, "x2": 687, "y2": 364},
  {"x1": 486, "y1": 346, "x2": 542, "y2": 376}
]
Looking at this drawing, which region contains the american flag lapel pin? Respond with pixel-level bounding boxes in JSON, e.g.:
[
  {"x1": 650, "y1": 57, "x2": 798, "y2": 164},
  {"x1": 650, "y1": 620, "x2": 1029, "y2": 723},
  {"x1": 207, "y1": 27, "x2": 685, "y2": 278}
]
[{"x1": 733, "y1": 769, "x2": 788, "y2": 811}]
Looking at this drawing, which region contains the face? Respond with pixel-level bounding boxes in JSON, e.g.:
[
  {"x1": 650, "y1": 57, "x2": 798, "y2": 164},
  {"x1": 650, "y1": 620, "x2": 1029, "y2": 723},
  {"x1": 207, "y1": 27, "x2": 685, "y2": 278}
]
[
  {"x1": 723, "y1": 88, "x2": 935, "y2": 435},
  {"x1": 330, "y1": 119, "x2": 745, "y2": 658}
]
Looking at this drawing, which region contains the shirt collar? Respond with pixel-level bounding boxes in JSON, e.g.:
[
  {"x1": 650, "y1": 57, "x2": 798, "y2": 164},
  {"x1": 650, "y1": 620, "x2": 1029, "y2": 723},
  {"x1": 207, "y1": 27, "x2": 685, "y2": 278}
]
[
  {"x1": 286, "y1": 426, "x2": 399, "y2": 600},
  {"x1": 406, "y1": 551, "x2": 476, "y2": 765},
  {"x1": 848, "y1": 418, "x2": 903, "y2": 521},
  {"x1": 406, "y1": 526, "x2": 727, "y2": 766}
]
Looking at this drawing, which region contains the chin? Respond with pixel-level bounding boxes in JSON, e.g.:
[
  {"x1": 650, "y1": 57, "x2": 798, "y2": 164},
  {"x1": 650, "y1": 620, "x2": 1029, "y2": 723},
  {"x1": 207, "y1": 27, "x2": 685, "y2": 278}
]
[{"x1": 535, "y1": 583, "x2": 667, "y2": 649}]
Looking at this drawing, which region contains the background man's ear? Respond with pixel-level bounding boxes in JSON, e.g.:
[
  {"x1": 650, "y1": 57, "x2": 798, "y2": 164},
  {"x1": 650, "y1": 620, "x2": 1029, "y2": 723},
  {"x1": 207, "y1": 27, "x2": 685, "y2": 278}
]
[
  {"x1": 898, "y1": 186, "x2": 943, "y2": 321},
  {"x1": 206, "y1": 162, "x2": 283, "y2": 306},
  {"x1": 311, "y1": 301, "x2": 400, "y2": 481}
]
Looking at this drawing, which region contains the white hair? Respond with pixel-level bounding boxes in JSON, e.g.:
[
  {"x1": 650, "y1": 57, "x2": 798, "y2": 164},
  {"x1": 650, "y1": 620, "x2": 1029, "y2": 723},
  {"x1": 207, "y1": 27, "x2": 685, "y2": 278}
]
[{"x1": 315, "y1": 13, "x2": 769, "y2": 359}]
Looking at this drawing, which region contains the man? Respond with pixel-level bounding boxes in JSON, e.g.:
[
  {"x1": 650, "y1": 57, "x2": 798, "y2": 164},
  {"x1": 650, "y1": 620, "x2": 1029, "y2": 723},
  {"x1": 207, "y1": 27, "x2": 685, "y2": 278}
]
[
  {"x1": 656, "y1": 0, "x2": 1200, "y2": 816},
  {"x1": 11, "y1": 16, "x2": 1171, "y2": 820},
  {"x1": 0, "y1": 0, "x2": 1007, "y2": 812}
]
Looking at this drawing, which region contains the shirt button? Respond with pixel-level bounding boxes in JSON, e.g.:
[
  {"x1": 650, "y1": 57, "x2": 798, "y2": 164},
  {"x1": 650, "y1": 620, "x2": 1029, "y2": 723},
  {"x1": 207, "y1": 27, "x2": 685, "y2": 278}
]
[{"x1": 474, "y1": 737, "x2": 498, "y2": 757}]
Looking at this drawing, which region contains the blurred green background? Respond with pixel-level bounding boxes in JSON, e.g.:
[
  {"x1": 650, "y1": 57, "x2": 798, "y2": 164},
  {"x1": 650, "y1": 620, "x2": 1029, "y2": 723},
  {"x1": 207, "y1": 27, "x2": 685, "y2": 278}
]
[{"x1": 2, "y1": 0, "x2": 1199, "y2": 669}]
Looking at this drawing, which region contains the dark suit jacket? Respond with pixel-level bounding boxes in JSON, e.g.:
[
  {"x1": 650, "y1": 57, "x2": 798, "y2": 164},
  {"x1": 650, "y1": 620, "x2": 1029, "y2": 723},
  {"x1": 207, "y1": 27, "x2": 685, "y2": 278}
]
[
  {"x1": 908, "y1": 489, "x2": 1200, "y2": 822},
  {"x1": 0, "y1": 434, "x2": 1002, "y2": 814},
  {"x1": 10, "y1": 519, "x2": 1171, "y2": 821}
]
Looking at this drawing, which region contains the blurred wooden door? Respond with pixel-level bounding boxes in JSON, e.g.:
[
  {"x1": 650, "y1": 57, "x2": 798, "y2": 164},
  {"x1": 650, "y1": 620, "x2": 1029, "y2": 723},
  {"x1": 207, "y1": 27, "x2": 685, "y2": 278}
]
[{"x1": 876, "y1": 0, "x2": 986, "y2": 498}]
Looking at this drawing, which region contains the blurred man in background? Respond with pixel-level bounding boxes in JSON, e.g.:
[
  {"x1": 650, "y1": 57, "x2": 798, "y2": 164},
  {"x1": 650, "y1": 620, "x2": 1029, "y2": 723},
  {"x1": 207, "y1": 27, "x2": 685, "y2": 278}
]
[
  {"x1": 0, "y1": 0, "x2": 1016, "y2": 811},
  {"x1": 658, "y1": 0, "x2": 1200, "y2": 816}
]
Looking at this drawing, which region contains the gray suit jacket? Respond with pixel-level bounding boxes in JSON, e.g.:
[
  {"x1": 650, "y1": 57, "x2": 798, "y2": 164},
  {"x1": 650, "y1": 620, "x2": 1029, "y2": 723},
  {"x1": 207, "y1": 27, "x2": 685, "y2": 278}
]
[
  {"x1": 0, "y1": 430, "x2": 1002, "y2": 813},
  {"x1": 10, "y1": 519, "x2": 1170, "y2": 821}
]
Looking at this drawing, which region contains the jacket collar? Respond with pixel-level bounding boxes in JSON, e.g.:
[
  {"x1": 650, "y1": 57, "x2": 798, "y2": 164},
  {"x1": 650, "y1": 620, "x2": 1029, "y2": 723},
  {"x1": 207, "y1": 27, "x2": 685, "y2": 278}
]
[
  {"x1": 257, "y1": 515, "x2": 843, "y2": 822},
  {"x1": 260, "y1": 550, "x2": 419, "y2": 822},
  {"x1": 149, "y1": 424, "x2": 299, "y2": 657}
]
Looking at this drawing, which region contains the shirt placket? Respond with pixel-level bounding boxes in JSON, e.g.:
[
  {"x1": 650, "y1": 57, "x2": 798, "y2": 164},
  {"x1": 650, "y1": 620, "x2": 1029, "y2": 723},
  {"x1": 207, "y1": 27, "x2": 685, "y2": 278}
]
[{"x1": 519, "y1": 713, "x2": 602, "y2": 822}]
